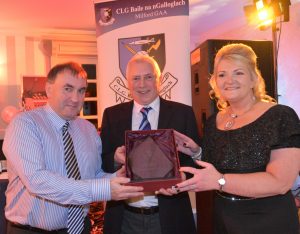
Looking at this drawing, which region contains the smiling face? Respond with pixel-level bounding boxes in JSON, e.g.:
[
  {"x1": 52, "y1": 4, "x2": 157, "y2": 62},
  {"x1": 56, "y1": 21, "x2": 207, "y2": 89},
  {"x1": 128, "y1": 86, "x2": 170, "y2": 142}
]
[
  {"x1": 127, "y1": 60, "x2": 160, "y2": 105},
  {"x1": 46, "y1": 70, "x2": 87, "y2": 120},
  {"x1": 215, "y1": 58, "x2": 256, "y2": 104}
]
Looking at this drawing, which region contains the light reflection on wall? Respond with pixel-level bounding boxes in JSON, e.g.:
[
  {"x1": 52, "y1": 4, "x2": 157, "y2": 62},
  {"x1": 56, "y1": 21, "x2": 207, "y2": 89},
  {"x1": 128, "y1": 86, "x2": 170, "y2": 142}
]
[
  {"x1": 0, "y1": 37, "x2": 7, "y2": 85},
  {"x1": 0, "y1": 64, "x2": 7, "y2": 85}
]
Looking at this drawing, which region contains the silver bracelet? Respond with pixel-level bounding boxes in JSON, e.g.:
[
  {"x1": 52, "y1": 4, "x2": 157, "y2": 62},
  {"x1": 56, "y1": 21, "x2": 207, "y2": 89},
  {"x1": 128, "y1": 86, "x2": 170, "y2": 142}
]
[{"x1": 191, "y1": 147, "x2": 202, "y2": 161}]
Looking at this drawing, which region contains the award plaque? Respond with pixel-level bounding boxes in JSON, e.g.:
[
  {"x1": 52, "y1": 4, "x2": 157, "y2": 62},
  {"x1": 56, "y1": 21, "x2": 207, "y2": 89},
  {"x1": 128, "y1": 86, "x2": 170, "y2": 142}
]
[{"x1": 125, "y1": 129, "x2": 181, "y2": 192}]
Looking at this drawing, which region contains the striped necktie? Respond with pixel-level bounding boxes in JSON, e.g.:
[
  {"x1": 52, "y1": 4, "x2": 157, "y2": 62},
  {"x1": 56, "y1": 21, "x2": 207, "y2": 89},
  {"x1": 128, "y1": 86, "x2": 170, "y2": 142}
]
[
  {"x1": 62, "y1": 122, "x2": 84, "y2": 234},
  {"x1": 139, "y1": 107, "x2": 152, "y2": 130}
]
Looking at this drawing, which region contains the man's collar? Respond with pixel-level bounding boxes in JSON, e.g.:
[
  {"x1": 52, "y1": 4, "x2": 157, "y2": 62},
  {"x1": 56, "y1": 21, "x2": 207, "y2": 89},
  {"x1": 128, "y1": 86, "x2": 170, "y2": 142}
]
[
  {"x1": 45, "y1": 104, "x2": 75, "y2": 131},
  {"x1": 133, "y1": 96, "x2": 160, "y2": 112}
]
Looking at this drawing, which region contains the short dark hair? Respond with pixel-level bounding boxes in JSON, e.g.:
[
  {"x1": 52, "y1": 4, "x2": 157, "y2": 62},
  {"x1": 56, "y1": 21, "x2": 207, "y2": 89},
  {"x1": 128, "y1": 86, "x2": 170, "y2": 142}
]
[{"x1": 47, "y1": 62, "x2": 87, "y2": 83}]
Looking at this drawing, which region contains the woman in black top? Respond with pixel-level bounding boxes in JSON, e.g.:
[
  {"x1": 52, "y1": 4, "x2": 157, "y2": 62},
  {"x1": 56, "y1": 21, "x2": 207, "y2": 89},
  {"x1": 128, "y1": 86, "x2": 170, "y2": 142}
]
[{"x1": 174, "y1": 43, "x2": 300, "y2": 234}]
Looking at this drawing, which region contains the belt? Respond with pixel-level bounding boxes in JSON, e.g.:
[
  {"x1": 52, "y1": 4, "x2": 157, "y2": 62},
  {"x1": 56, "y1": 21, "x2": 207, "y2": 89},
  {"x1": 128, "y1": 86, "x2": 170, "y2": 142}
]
[
  {"x1": 216, "y1": 191, "x2": 255, "y2": 201},
  {"x1": 124, "y1": 204, "x2": 159, "y2": 215},
  {"x1": 9, "y1": 221, "x2": 68, "y2": 234}
]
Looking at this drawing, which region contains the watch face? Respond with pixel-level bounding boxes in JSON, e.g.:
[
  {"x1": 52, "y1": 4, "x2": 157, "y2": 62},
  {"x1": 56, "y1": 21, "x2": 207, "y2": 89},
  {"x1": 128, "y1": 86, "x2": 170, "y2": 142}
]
[{"x1": 218, "y1": 178, "x2": 226, "y2": 185}]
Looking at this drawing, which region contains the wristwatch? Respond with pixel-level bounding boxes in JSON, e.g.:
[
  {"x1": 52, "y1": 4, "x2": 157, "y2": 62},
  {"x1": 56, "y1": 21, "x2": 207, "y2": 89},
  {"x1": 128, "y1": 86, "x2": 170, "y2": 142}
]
[{"x1": 218, "y1": 174, "x2": 226, "y2": 191}]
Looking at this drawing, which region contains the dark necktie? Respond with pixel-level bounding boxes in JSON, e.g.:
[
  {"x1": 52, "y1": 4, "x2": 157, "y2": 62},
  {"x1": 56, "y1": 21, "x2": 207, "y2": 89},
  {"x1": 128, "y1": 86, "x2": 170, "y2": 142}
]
[
  {"x1": 62, "y1": 122, "x2": 84, "y2": 234},
  {"x1": 139, "y1": 107, "x2": 152, "y2": 130}
]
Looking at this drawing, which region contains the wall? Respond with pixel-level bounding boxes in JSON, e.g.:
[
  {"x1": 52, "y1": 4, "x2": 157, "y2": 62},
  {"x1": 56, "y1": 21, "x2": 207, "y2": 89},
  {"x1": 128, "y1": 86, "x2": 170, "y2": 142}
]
[
  {"x1": 192, "y1": 3, "x2": 300, "y2": 116},
  {"x1": 0, "y1": 33, "x2": 48, "y2": 138},
  {"x1": 1, "y1": 3, "x2": 299, "y2": 136},
  {"x1": 0, "y1": 29, "x2": 97, "y2": 139}
]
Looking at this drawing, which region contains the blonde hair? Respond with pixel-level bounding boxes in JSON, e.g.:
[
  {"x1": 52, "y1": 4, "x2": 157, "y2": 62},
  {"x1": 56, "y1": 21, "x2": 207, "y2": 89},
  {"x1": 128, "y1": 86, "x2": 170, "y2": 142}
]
[{"x1": 209, "y1": 43, "x2": 276, "y2": 110}]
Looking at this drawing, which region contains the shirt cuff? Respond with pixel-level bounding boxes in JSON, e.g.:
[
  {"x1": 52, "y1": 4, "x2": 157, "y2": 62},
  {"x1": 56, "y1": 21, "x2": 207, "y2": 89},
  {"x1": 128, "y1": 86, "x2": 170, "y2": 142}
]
[{"x1": 90, "y1": 178, "x2": 111, "y2": 201}]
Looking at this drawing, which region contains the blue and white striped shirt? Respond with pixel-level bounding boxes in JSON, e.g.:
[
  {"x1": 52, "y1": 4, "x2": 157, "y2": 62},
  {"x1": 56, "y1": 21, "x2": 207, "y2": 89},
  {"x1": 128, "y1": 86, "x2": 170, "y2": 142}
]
[{"x1": 3, "y1": 104, "x2": 112, "y2": 231}]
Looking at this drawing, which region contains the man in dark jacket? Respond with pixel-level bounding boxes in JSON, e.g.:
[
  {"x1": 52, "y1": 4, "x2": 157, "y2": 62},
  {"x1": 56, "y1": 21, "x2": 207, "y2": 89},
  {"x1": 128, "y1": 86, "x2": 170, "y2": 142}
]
[{"x1": 101, "y1": 54, "x2": 199, "y2": 234}]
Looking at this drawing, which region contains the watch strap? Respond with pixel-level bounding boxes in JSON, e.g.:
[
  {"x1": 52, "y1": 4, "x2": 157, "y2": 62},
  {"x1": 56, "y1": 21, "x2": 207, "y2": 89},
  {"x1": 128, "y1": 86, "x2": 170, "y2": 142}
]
[{"x1": 218, "y1": 174, "x2": 225, "y2": 191}]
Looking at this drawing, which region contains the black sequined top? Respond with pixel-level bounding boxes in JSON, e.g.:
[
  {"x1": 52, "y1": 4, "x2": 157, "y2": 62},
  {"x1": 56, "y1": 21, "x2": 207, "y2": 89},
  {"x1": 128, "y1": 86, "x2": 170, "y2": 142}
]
[{"x1": 202, "y1": 104, "x2": 300, "y2": 174}]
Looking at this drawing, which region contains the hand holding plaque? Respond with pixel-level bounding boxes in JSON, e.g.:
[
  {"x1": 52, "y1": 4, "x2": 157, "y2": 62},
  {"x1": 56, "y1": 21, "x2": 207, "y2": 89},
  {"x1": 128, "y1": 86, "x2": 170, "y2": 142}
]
[{"x1": 125, "y1": 129, "x2": 181, "y2": 192}]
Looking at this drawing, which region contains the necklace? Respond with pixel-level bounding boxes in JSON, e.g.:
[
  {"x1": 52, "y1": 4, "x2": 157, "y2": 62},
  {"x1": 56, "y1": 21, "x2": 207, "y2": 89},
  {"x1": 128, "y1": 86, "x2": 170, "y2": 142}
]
[
  {"x1": 224, "y1": 101, "x2": 257, "y2": 130},
  {"x1": 224, "y1": 113, "x2": 238, "y2": 130}
]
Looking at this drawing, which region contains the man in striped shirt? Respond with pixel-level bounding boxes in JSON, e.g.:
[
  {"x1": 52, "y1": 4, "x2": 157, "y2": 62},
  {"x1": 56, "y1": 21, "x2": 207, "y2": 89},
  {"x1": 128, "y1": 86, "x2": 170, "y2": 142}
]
[{"x1": 3, "y1": 62, "x2": 143, "y2": 234}]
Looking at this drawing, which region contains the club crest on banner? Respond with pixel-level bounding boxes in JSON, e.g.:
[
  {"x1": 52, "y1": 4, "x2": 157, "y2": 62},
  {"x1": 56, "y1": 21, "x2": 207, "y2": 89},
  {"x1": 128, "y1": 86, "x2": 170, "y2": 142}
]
[
  {"x1": 110, "y1": 33, "x2": 178, "y2": 103},
  {"x1": 98, "y1": 8, "x2": 115, "y2": 26}
]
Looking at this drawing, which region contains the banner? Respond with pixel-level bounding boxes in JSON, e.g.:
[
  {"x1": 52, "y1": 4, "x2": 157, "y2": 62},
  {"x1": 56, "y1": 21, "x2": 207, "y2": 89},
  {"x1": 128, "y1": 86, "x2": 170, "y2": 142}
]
[{"x1": 94, "y1": 0, "x2": 191, "y2": 121}]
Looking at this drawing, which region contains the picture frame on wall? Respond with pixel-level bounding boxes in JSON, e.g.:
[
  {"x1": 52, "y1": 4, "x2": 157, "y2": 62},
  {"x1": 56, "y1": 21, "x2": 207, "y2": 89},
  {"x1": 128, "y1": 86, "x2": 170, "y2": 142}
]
[{"x1": 22, "y1": 76, "x2": 47, "y2": 111}]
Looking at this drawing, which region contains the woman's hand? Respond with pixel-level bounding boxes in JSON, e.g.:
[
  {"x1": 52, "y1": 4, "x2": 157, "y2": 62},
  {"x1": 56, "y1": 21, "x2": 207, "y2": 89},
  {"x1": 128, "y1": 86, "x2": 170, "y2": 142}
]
[
  {"x1": 155, "y1": 172, "x2": 187, "y2": 196},
  {"x1": 174, "y1": 130, "x2": 200, "y2": 156},
  {"x1": 155, "y1": 187, "x2": 179, "y2": 196},
  {"x1": 175, "y1": 160, "x2": 222, "y2": 192}
]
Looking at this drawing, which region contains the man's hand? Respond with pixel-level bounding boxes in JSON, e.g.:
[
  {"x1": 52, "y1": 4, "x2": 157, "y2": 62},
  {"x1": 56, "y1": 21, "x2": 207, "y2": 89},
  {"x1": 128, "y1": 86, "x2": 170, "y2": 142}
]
[
  {"x1": 114, "y1": 146, "x2": 126, "y2": 164},
  {"x1": 116, "y1": 165, "x2": 126, "y2": 177},
  {"x1": 295, "y1": 197, "x2": 300, "y2": 207},
  {"x1": 110, "y1": 177, "x2": 144, "y2": 201}
]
